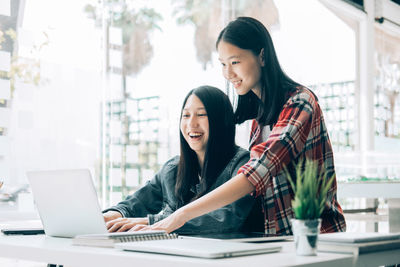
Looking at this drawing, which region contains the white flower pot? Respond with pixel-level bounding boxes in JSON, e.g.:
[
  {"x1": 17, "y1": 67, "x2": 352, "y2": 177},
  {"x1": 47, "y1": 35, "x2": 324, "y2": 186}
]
[{"x1": 291, "y1": 218, "x2": 321, "y2": 256}]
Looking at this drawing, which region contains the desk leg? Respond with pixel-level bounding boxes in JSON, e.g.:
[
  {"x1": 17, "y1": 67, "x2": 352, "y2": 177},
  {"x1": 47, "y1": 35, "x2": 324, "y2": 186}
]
[
  {"x1": 388, "y1": 198, "x2": 400, "y2": 233},
  {"x1": 366, "y1": 198, "x2": 379, "y2": 232},
  {"x1": 388, "y1": 199, "x2": 400, "y2": 267}
]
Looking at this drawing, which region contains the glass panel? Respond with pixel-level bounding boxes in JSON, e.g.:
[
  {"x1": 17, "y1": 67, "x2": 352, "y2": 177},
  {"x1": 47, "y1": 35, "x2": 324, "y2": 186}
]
[
  {"x1": 310, "y1": 81, "x2": 356, "y2": 153},
  {"x1": 375, "y1": 27, "x2": 400, "y2": 139},
  {"x1": 4, "y1": 0, "x2": 388, "y2": 218},
  {"x1": 1, "y1": 0, "x2": 102, "y2": 214},
  {"x1": 91, "y1": 0, "x2": 229, "y2": 206}
]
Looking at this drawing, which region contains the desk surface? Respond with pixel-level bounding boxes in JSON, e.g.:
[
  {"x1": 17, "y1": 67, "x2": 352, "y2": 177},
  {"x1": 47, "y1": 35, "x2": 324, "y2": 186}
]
[
  {"x1": 337, "y1": 181, "x2": 400, "y2": 198},
  {"x1": 0, "y1": 234, "x2": 354, "y2": 267}
]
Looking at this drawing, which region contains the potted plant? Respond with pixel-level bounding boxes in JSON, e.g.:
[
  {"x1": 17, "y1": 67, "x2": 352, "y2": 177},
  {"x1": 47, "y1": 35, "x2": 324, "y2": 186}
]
[{"x1": 287, "y1": 159, "x2": 333, "y2": 256}]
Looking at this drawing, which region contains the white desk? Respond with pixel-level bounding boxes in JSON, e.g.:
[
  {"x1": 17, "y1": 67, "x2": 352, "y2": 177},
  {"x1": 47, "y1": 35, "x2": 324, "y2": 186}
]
[
  {"x1": 337, "y1": 181, "x2": 400, "y2": 199},
  {"x1": 1, "y1": 234, "x2": 399, "y2": 267},
  {"x1": 0, "y1": 234, "x2": 354, "y2": 267},
  {"x1": 338, "y1": 181, "x2": 400, "y2": 232}
]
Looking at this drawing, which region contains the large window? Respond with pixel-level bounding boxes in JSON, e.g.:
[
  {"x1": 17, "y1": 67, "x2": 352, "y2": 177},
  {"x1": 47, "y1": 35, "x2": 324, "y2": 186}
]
[{"x1": 1, "y1": 0, "x2": 398, "y2": 219}]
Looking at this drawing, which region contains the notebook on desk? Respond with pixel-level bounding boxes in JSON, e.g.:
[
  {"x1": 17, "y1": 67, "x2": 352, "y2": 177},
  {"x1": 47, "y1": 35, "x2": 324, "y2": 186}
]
[
  {"x1": 318, "y1": 232, "x2": 400, "y2": 254},
  {"x1": 116, "y1": 238, "x2": 282, "y2": 259},
  {"x1": 73, "y1": 230, "x2": 178, "y2": 248},
  {"x1": 318, "y1": 232, "x2": 400, "y2": 243}
]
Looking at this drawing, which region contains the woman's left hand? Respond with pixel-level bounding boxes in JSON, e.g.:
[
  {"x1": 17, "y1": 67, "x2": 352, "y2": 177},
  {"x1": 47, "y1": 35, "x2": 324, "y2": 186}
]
[{"x1": 106, "y1": 217, "x2": 149, "y2": 232}]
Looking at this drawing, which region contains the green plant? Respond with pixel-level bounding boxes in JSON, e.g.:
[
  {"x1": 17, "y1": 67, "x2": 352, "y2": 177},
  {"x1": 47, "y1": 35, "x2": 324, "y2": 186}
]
[{"x1": 286, "y1": 159, "x2": 334, "y2": 220}]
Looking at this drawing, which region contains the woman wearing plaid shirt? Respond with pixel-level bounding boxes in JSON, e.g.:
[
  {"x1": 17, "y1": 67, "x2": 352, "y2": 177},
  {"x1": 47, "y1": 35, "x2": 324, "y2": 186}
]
[{"x1": 139, "y1": 17, "x2": 346, "y2": 235}]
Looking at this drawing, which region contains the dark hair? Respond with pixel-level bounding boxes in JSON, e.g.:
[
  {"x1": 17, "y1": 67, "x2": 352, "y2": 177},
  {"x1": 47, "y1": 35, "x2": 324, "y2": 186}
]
[
  {"x1": 175, "y1": 85, "x2": 236, "y2": 206},
  {"x1": 216, "y1": 16, "x2": 300, "y2": 126}
]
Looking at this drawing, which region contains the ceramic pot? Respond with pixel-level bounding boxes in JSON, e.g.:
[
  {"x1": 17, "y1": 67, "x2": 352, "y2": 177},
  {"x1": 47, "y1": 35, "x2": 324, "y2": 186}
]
[{"x1": 291, "y1": 218, "x2": 321, "y2": 256}]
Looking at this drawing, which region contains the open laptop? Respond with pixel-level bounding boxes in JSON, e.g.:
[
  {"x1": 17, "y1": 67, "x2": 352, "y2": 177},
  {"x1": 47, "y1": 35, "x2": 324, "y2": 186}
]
[
  {"x1": 27, "y1": 169, "x2": 108, "y2": 238},
  {"x1": 27, "y1": 169, "x2": 283, "y2": 257},
  {"x1": 116, "y1": 238, "x2": 282, "y2": 259},
  {"x1": 181, "y1": 232, "x2": 293, "y2": 243}
]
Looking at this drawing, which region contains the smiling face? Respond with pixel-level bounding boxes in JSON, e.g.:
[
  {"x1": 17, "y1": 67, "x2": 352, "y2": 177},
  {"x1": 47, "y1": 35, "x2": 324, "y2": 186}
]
[
  {"x1": 180, "y1": 94, "x2": 209, "y2": 165},
  {"x1": 218, "y1": 41, "x2": 264, "y2": 98}
]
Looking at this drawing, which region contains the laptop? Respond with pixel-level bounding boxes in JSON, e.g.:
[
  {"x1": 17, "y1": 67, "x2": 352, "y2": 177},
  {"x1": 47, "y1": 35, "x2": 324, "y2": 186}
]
[
  {"x1": 181, "y1": 232, "x2": 293, "y2": 243},
  {"x1": 116, "y1": 238, "x2": 282, "y2": 259},
  {"x1": 27, "y1": 169, "x2": 108, "y2": 238}
]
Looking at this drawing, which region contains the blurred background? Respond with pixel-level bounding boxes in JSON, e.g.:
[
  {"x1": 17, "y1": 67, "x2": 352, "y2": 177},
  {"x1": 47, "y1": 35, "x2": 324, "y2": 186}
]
[{"x1": 0, "y1": 0, "x2": 399, "y2": 237}]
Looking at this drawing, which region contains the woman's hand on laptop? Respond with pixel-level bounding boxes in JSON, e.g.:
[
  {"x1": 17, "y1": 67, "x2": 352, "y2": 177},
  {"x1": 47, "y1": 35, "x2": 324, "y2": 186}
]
[
  {"x1": 136, "y1": 209, "x2": 187, "y2": 233},
  {"x1": 106, "y1": 217, "x2": 149, "y2": 232},
  {"x1": 103, "y1": 211, "x2": 123, "y2": 222}
]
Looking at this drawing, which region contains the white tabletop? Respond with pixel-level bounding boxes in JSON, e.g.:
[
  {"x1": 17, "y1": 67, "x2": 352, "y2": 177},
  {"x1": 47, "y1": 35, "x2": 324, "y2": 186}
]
[
  {"x1": 337, "y1": 181, "x2": 400, "y2": 198},
  {"x1": 0, "y1": 234, "x2": 354, "y2": 267}
]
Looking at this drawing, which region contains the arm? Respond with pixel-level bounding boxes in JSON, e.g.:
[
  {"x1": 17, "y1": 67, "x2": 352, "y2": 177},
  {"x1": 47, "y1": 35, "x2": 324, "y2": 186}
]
[
  {"x1": 103, "y1": 158, "x2": 178, "y2": 218},
  {"x1": 103, "y1": 174, "x2": 163, "y2": 232},
  {"x1": 141, "y1": 92, "x2": 316, "y2": 233},
  {"x1": 149, "y1": 151, "x2": 257, "y2": 234},
  {"x1": 103, "y1": 158, "x2": 178, "y2": 232},
  {"x1": 139, "y1": 173, "x2": 254, "y2": 233},
  {"x1": 103, "y1": 175, "x2": 164, "y2": 218},
  {"x1": 240, "y1": 92, "x2": 314, "y2": 197},
  {"x1": 103, "y1": 174, "x2": 162, "y2": 232},
  {"x1": 154, "y1": 194, "x2": 255, "y2": 234},
  {"x1": 182, "y1": 173, "x2": 254, "y2": 220}
]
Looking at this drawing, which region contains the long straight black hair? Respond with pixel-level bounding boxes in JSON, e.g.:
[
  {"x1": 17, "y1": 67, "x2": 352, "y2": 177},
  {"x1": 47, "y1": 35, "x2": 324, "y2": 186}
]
[
  {"x1": 216, "y1": 16, "x2": 301, "y2": 126},
  {"x1": 175, "y1": 85, "x2": 237, "y2": 207}
]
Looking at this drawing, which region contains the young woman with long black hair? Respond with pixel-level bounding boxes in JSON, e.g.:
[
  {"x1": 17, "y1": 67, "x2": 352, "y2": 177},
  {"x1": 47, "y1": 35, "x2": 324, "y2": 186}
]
[
  {"x1": 103, "y1": 85, "x2": 262, "y2": 234},
  {"x1": 142, "y1": 17, "x2": 346, "y2": 235}
]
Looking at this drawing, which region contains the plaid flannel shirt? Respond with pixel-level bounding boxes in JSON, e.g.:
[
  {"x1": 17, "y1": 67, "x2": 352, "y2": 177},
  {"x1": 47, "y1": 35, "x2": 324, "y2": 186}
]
[{"x1": 238, "y1": 86, "x2": 346, "y2": 235}]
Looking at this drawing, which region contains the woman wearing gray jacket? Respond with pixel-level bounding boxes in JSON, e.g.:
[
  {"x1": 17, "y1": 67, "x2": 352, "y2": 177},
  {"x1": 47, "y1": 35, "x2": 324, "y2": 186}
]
[{"x1": 103, "y1": 85, "x2": 262, "y2": 234}]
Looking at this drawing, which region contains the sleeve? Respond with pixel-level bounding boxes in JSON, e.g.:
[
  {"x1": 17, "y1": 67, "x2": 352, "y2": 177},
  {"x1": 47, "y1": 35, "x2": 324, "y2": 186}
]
[
  {"x1": 238, "y1": 94, "x2": 315, "y2": 197},
  {"x1": 147, "y1": 205, "x2": 175, "y2": 225},
  {"x1": 153, "y1": 151, "x2": 256, "y2": 235},
  {"x1": 103, "y1": 161, "x2": 173, "y2": 218}
]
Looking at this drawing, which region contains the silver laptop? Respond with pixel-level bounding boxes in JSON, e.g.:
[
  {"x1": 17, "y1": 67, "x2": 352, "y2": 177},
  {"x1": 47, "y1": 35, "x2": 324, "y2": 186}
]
[
  {"x1": 27, "y1": 169, "x2": 108, "y2": 238},
  {"x1": 116, "y1": 238, "x2": 282, "y2": 259}
]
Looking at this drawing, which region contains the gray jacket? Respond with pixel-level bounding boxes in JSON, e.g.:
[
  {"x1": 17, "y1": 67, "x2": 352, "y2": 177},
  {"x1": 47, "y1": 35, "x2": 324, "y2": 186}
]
[{"x1": 105, "y1": 147, "x2": 260, "y2": 234}]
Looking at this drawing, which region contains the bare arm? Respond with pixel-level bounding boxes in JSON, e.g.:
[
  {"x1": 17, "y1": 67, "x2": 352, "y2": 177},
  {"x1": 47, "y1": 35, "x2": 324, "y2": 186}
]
[
  {"x1": 136, "y1": 173, "x2": 255, "y2": 233},
  {"x1": 181, "y1": 173, "x2": 254, "y2": 221}
]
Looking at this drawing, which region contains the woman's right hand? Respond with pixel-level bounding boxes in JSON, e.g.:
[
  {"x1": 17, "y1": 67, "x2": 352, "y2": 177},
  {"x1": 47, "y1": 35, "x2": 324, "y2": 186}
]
[
  {"x1": 136, "y1": 208, "x2": 187, "y2": 233},
  {"x1": 106, "y1": 217, "x2": 149, "y2": 232}
]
